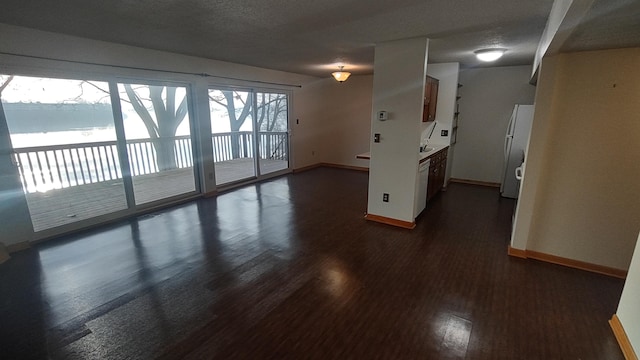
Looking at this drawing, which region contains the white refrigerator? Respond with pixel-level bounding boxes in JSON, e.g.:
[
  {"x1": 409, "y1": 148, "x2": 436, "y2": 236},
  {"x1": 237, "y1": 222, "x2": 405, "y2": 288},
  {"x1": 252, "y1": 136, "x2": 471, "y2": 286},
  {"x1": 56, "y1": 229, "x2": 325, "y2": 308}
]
[{"x1": 500, "y1": 104, "x2": 534, "y2": 199}]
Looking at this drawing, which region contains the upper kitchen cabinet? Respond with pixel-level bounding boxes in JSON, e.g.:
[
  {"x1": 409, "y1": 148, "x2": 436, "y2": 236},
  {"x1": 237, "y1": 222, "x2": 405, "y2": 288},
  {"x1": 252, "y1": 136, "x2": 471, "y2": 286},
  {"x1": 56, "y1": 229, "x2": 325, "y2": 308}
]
[{"x1": 422, "y1": 75, "x2": 439, "y2": 122}]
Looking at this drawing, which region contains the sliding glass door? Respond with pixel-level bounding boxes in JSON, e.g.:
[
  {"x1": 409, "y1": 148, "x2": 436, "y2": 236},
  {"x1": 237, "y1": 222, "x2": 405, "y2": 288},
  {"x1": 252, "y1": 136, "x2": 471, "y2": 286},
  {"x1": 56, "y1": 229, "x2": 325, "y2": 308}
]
[
  {"x1": 208, "y1": 88, "x2": 289, "y2": 186},
  {"x1": 256, "y1": 91, "x2": 289, "y2": 176},
  {"x1": 208, "y1": 89, "x2": 256, "y2": 185},
  {"x1": 0, "y1": 74, "x2": 198, "y2": 232},
  {"x1": 1, "y1": 75, "x2": 128, "y2": 231},
  {"x1": 117, "y1": 83, "x2": 196, "y2": 205}
]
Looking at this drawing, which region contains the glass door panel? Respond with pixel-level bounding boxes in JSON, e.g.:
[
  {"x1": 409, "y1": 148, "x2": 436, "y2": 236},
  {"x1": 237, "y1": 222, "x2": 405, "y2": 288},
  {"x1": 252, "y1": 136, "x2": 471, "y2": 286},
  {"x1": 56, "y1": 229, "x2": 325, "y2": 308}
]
[
  {"x1": 256, "y1": 91, "x2": 289, "y2": 176},
  {"x1": 117, "y1": 83, "x2": 196, "y2": 205},
  {"x1": 208, "y1": 89, "x2": 256, "y2": 185},
  {"x1": 0, "y1": 75, "x2": 127, "y2": 231}
]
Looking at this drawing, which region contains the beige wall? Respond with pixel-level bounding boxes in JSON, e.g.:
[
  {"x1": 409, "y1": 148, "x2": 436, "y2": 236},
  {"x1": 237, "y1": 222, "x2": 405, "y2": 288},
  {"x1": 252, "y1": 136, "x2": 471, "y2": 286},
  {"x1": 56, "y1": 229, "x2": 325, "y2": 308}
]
[
  {"x1": 290, "y1": 78, "x2": 329, "y2": 169},
  {"x1": 291, "y1": 75, "x2": 373, "y2": 169},
  {"x1": 511, "y1": 56, "x2": 561, "y2": 252},
  {"x1": 514, "y1": 48, "x2": 640, "y2": 270},
  {"x1": 451, "y1": 66, "x2": 536, "y2": 183},
  {"x1": 322, "y1": 75, "x2": 373, "y2": 168}
]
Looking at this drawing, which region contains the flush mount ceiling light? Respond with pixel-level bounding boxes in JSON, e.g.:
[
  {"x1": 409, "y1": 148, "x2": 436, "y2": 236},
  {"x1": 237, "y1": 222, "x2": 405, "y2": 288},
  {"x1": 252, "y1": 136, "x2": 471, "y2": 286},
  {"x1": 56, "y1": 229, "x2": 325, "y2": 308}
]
[
  {"x1": 475, "y1": 49, "x2": 506, "y2": 62},
  {"x1": 332, "y1": 66, "x2": 351, "y2": 83}
]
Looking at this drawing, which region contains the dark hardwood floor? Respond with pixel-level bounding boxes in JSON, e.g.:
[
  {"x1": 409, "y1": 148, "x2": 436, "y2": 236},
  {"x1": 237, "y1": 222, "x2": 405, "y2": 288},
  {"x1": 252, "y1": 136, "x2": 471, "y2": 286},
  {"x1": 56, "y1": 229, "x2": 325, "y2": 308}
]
[{"x1": 0, "y1": 167, "x2": 625, "y2": 359}]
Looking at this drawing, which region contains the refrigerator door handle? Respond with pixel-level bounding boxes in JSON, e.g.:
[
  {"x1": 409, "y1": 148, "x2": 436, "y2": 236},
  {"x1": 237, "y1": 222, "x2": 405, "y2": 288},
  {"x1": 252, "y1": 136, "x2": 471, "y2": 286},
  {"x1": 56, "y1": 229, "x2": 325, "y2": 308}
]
[
  {"x1": 504, "y1": 135, "x2": 512, "y2": 159},
  {"x1": 515, "y1": 166, "x2": 523, "y2": 180}
]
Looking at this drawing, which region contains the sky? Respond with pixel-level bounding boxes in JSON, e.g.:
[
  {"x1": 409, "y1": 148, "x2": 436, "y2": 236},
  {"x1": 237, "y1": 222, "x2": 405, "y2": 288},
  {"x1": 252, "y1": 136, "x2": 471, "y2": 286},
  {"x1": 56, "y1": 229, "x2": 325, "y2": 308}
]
[
  {"x1": 0, "y1": 75, "x2": 252, "y2": 146},
  {"x1": 1, "y1": 75, "x2": 288, "y2": 150}
]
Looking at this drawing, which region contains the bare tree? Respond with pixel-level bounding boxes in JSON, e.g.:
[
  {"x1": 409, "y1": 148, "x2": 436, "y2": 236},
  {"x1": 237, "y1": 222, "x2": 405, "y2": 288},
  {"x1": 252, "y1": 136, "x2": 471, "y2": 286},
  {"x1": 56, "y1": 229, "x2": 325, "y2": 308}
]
[
  {"x1": 0, "y1": 75, "x2": 13, "y2": 94},
  {"x1": 122, "y1": 84, "x2": 188, "y2": 171},
  {"x1": 80, "y1": 81, "x2": 188, "y2": 170},
  {"x1": 83, "y1": 83, "x2": 287, "y2": 166},
  {"x1": 209, "y1": 91, "x2": 287, "y2": 160},
  {"x1": 256, "y1": 92, "x2": 287, "y2": 132},
  {"x1": 208, "y1": 90, "x2": 252, "y2": 159},
  {"x1": 256, "y1": 93, "x2": 287, "y2": 159}
]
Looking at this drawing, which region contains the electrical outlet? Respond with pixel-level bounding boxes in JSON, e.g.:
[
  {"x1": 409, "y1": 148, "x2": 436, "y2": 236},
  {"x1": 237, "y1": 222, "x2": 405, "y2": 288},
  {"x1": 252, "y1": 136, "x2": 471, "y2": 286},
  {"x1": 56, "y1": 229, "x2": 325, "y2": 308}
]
[
  {"x1": 383, "y1": 193, "x2": 389, "y2": 202},
  {"x1": 441, "y1": 130, "x2": 448, "y2": 136},
  {"x1": 296, "y1": 119, "x2": 299, "y2": 124},
  {"x1": 374, "y1": 133, "x2": 380, "y2": 143}
]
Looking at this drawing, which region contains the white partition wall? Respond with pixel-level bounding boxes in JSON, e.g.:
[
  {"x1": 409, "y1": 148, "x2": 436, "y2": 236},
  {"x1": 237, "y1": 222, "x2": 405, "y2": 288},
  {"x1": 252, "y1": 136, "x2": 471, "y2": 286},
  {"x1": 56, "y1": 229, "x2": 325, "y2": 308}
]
[
  {"x1": 367, "y1": 38, "x2": 428, "y2": 226},
  {"x1": 614, "y1": 231, "x2": 640, "y2": 358}
]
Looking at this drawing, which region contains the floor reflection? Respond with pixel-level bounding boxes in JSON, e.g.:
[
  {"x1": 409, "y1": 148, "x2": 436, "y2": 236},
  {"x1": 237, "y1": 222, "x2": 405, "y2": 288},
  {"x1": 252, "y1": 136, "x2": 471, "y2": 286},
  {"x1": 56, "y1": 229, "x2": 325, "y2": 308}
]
[
  {"x1": 432, "y1": 312, "x2": 473, "y2": 358},
  {"x1": 0, "y1": 168, "x2": 626, "y2": 359}
]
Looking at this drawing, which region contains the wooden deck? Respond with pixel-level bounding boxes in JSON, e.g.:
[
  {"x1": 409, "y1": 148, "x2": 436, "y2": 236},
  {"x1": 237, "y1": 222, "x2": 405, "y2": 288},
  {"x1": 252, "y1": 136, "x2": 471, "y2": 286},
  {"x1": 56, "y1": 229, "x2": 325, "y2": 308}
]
[
  {"x1": 214, "y1": 158, "x2": 288, "y2": 185},
  {"x1": 24, "y1": 158, "x2": 288, "y2": 231}
]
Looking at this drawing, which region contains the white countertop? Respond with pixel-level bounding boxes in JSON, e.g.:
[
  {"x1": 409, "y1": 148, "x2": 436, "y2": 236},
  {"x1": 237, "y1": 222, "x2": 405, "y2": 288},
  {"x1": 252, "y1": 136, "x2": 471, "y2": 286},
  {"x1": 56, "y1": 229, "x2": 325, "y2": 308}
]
[
  {"x1": 418, "y1": 144, "x2": 448, "y2": 162},
  {"x1": 356, "y1": 144, "x2": 448, "y2": 162}
]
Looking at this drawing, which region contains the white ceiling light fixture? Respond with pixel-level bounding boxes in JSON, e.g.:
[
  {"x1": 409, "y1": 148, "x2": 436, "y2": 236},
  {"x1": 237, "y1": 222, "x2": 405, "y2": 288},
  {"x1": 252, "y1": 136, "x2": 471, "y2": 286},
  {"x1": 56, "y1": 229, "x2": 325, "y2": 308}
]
[
  {"x1": 475, "y1": 49, "x2": 506, "y2": 62},
  {"x1": 332, "y1": 66, "x2": 351, "y2": 83}
]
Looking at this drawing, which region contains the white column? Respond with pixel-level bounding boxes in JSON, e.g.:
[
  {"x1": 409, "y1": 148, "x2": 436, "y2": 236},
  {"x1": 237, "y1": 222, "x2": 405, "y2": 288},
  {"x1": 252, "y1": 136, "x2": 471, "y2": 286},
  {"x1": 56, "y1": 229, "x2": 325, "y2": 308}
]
[{"x1": 367, "y1": 38, "x2": 428, "y2": 224}]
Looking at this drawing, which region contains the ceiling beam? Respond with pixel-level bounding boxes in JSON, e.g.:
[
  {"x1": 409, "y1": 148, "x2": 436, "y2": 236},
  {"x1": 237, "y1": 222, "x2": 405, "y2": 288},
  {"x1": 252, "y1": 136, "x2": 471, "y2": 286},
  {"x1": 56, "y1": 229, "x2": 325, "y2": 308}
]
[{"x1": 530, "y1": 0, "x2": 595, "y2": 84}]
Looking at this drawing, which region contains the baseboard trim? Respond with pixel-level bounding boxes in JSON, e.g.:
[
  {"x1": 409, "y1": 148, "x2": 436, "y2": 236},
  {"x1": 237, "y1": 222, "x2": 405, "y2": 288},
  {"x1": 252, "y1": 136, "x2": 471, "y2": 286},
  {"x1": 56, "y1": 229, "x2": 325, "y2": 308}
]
[
  {"x1": 508, "y1": 248, "x2": 627, "y2": 279},
  {"x1": 320, "y1": 163, "x2": 369, "y2": 172},
  {"x1": 294, "y1": 163, "x2": 369, "y2": 173},
  {"x1": 6, "y1": 241, "x2": 31, "y2": 253},
  {"x1": 449, "y1": 178, "x2": 500, "y2": 188},
  {"x1": 293, "y1": 164, "x2": 323, "y2": 173},
  {"x1": 610, "y1": 314, "x2": 638, "y2": 360},
  {"x1": 507, "y1": 246, "x2": 527, "y2": 259},
  {"x1": 365, "y1": 213, "x2": 415, "y2": 229}
]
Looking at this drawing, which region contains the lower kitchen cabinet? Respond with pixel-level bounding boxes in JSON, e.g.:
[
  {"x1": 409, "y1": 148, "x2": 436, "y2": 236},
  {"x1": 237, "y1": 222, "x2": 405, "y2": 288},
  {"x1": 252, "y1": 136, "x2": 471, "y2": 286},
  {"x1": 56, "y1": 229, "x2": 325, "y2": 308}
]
[{"x1": 427, "y1": 148, "x2": 448, "y2": 200}]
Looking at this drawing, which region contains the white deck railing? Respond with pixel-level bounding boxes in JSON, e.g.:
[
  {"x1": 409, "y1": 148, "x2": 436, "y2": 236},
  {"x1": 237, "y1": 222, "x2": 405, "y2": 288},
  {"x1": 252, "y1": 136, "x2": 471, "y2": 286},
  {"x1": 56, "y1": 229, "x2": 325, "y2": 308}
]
[{"x1": 12, "y1": 131, "x2": 288, "y2": 193}]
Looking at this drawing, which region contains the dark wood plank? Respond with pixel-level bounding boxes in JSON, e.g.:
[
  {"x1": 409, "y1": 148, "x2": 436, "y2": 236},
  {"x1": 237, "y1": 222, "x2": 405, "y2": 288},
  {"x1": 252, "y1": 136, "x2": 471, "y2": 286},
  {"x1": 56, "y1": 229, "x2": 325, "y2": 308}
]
[{"x1": 0, "y1": 167, "x2": 626, "y2": 359}]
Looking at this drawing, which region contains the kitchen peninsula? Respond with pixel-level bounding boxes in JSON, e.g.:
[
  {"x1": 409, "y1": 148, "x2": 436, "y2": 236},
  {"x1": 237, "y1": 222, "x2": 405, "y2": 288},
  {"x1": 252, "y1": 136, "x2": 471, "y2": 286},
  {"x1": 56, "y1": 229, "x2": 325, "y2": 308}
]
[{"x1": 356, "y1": 143, "x2": 449, "y2": 201}]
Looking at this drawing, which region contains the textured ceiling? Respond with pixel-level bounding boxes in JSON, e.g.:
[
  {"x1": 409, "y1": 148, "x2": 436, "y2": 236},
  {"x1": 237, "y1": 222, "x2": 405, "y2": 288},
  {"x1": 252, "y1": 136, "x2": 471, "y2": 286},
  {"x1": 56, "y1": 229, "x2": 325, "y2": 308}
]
[
  {"x1": 0, "y1": 0, "x2": 635, "y2": 77},
  {"x1": 561, "y1": 0, "x2": 640, "y2": 53}
]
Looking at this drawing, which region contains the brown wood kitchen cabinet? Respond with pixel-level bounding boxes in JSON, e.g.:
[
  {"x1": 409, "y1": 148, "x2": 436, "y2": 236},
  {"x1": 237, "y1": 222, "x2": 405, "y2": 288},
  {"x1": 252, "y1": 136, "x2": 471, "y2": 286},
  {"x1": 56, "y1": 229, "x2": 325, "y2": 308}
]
[
  {"x1": 422, "y1": 76, "x2": 439, "y2": 122},
  {"x1": 427, "y1": 147, "x2": 448, "y2": 200}
]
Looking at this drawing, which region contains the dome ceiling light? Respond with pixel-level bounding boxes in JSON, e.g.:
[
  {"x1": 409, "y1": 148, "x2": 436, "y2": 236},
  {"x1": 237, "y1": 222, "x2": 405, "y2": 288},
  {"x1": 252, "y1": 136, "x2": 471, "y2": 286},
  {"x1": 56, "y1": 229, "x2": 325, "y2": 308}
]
[{"x1": 475, "y1": 49, "x2": 506, "y2": 62}]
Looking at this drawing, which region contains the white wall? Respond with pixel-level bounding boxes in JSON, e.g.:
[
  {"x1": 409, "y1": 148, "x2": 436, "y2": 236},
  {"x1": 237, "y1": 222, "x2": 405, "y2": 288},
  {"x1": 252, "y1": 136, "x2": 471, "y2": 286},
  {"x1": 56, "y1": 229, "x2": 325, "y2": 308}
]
[
  {"x1": 512, "y1": 48, "x2": 640, "y2": 270},
  {"x1": 617, "y1": 231, "x2": 640, "y2": 356},
  {"x1": 367, "y1": 38, "x2": 428, "y2": 223},
  {"x1": 0, "y1": 23, "x2": 325, "y2": 247},
  {"x1": 451, "y1": 66, "x2": 536, "y2": 184}
]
